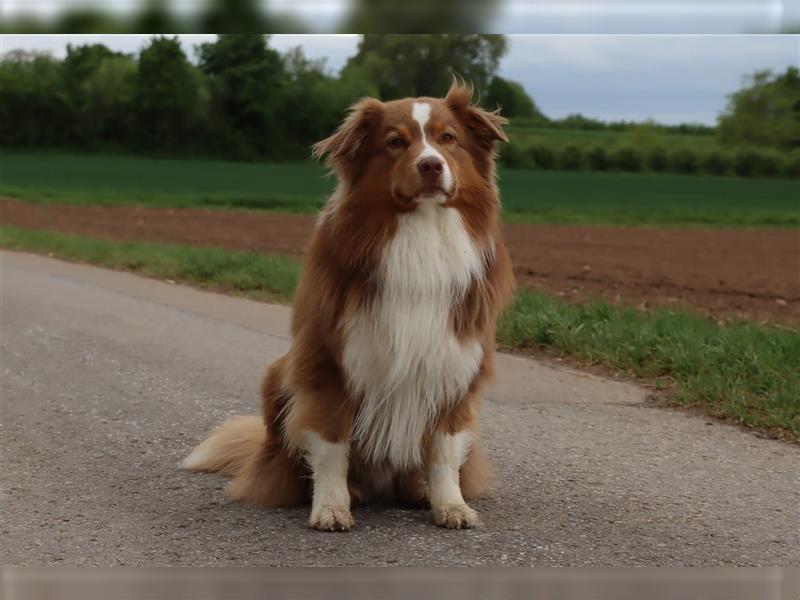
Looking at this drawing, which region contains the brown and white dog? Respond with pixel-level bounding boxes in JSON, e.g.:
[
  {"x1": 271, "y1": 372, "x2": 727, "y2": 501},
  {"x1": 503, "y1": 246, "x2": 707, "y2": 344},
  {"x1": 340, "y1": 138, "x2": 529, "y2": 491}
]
[{"x1": 182, "y1": 81, "x2": 515, "y2": 531}]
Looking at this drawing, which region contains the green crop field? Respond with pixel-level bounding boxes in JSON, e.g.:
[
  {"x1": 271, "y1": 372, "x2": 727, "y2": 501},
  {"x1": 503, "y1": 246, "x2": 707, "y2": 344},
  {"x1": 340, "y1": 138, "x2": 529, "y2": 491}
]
[
  {"x1": 2, "y1": 150, "x2": 798, "y2": 226},
  {"x1": 0, "y1": 150, "x2": 333, "y2": 213},
  {"x1": 497, "y1": 169, "x2": 800, "y2": 226}
]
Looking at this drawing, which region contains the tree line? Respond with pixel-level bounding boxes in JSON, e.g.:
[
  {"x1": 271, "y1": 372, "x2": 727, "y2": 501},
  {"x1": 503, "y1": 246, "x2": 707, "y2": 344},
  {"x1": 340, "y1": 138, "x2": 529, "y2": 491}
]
[
  {"x1": 1, "y1": 35, "x2": 364, "y2": 160},
  {"x1": 0, "y1": 34, "x2": 797, "y2": 169},
  {"x1": 0, "y1": 34, "x2": 533, "y2": 160}
]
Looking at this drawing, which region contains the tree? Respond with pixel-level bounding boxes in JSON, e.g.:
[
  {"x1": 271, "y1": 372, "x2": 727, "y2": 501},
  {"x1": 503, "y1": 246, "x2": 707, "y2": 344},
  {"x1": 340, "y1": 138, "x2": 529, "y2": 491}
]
[
  {"x1": 280, "y1": 46, "x2": 378, "y2": 155},
  {"x1": 63, "y1": 43, "x2": 120, "y2": 98},
  {"x1": 197, "y1": 34, "x2": 287, "y2": 158},
  {"x1": 484, "y1": 76, "x2": 544, "y2": 120},
  {"x1": 341, "y1": 34, "x2": 507, "y2": 100},
  {"x1": 339, "y1": 0, "x2": 497, "y2": 34},
  {"x1": 131, "y1": 0, "x2": 183, "y2": 33},
  {"x1": 135, "y1": 36, "x2": 204, "y2": 151},
  {"x1": 62, "y1": 43, "x2": 123, "y2": 143},
  {"x1": 0, "y1": 51, "x2": 70, "y2": 146},
  {"x1": 196, "y1": 0, "x2": 300, "y2": 34},
  {"x1": 85, "y1": 55, "x2": 138, "y2": 145},
  {"x1": 717, "y1": 67, "x2": 800, "y2": 150}
]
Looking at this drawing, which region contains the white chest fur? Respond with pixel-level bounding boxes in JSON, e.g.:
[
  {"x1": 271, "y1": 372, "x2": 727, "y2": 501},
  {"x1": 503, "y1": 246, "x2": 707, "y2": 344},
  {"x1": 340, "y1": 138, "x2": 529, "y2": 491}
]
[{"x1": 343, "y1": 202, "x2": 485, "y2": 469}]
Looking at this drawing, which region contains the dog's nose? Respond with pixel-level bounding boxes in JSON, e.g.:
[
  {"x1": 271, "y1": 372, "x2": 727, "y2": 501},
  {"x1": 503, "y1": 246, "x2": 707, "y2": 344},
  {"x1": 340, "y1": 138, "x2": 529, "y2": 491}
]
[{"x1": 417, "y1": 156, "x2": 444, "y2": 181}]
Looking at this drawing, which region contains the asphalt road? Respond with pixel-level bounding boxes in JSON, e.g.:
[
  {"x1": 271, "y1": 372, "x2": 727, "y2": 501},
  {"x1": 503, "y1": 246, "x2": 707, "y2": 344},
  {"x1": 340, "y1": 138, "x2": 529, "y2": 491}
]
[{"x1": 2, "y1": 250, "x2": 798, "y2": 566}]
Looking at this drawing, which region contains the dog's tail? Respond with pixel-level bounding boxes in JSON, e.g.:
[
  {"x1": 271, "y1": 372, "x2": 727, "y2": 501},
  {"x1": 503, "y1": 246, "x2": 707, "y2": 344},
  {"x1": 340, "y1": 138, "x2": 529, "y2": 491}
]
[
  {"x1": 181, "y1": 415, "x2": 265, "y2": 477},
  {"x1": 181, "y1": 415, "x2": 308, "y2": 506}
]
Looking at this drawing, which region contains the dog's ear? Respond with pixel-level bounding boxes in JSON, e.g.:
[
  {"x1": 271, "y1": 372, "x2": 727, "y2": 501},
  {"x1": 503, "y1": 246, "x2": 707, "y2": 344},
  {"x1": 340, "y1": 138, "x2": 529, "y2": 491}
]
[
  {"x1": 445, "y1": 79, "x2": 508, "y2": 148},
  {"x1": 312, "y1": 97, "x2": 384, "y2": 175}
]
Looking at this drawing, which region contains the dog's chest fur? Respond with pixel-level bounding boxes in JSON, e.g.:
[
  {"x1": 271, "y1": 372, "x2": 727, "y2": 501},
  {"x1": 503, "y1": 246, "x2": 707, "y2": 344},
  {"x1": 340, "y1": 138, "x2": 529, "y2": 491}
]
[{"x1": 342, "y1": 202, "x2": 485, "y2": 469}]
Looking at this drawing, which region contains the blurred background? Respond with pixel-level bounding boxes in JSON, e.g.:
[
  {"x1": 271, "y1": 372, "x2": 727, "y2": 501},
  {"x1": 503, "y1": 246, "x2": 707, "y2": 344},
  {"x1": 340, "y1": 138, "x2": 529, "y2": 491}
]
[
  {"x1": 1, "y1": 0, "x2": 799, "y2": 33},
  {"x1": 1, "y1": 34, "x2": 797, "y2": 189}
]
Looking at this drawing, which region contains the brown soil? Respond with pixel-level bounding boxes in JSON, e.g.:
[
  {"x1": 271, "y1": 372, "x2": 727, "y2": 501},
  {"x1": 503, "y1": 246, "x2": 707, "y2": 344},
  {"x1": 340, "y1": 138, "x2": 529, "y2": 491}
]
[{"x1": 2, "y1": 198, "x2": 799, "y2": 325}]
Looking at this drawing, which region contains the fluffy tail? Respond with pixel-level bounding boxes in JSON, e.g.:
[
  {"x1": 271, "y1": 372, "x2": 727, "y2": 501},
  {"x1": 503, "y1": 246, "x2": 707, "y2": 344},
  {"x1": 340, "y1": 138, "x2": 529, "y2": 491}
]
[
  {"x1": 181, "y1": 416, "x2": 265, "y2": 477},
  {"x1": 182, "y1": 415, "x2": 308, "y2": 507}
]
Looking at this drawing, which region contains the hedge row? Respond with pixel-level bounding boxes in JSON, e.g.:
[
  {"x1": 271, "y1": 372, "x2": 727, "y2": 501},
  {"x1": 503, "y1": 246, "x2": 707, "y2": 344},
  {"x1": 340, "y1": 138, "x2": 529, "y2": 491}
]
[{"x1": 499, "y1": 142, "x2": 800, "y2": 178}]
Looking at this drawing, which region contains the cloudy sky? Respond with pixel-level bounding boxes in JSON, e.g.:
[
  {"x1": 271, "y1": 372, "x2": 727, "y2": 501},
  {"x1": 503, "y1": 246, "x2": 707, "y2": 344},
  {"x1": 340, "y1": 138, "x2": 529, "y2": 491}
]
[{"x1": 2, "y1": 34, "x2": 798, "y2": 124}]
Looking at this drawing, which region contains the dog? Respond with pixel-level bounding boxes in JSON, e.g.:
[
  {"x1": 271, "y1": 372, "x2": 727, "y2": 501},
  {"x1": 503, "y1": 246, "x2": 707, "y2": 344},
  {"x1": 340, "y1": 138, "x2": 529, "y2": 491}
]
[{"x1": 182, "y1": 80, "x2": 515, "y2": 531}]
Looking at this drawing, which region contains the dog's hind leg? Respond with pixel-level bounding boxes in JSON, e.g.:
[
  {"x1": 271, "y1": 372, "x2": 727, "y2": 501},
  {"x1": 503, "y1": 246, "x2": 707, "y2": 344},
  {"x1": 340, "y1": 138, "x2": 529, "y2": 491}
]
[
  {"x1": 224, "y1": 432, "x2": 308, "y2": 507},
  {"x1": 459, "y1": 442, "x2": 493, "y2": 501}
]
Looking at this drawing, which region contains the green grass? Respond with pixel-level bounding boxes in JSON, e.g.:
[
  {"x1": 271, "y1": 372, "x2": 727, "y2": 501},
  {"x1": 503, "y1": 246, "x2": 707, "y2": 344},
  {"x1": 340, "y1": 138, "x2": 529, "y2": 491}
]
[
  {"x1": 499, "y1": 292, "x2": 800, "y2": 439},
  {"x1": 0, "y1": 225, "x2": 300, "y2": 303},
  {"x1": 3, "y1": 224, "x2": 798, "y2": 441},
  {"x1": 2, "y1": 150, "x2": 799, "y2": 226},
  {"x1": 498, "y1": 169, "x2": 800, "y2": 226},
  {"x1": 0, "y1": 149, "x2": 333, "y2": 212}
]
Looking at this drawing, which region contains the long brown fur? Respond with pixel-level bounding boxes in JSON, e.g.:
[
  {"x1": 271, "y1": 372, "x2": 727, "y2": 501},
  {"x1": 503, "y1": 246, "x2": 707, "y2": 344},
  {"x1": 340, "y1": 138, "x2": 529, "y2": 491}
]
[{"x1": 183, "y1": 80, "x2": 515, "y2": 517}]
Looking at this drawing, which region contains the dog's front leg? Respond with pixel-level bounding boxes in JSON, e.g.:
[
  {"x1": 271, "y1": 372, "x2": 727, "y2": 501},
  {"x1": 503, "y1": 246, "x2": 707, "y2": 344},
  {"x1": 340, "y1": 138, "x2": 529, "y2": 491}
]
[
  {"x1": 303, "y1": 431, "x2": 354, "y2": 531},
  {"x1": 427, "y1": 430, "x2": 480, "y2": 529}
]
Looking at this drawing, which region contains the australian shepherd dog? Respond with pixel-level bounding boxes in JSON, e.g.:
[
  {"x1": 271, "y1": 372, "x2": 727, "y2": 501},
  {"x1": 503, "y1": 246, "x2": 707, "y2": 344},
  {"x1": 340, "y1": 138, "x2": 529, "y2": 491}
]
[{"x1": 183, "y1": 81, "x2": 515, "y2": 531}]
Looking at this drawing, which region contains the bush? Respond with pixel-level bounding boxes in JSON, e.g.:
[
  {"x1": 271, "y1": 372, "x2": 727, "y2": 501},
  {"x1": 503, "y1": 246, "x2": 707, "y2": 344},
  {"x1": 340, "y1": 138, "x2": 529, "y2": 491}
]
[
  {"x1": 558, "y1": 145, "x2": 583, "y2": 170},
  {"x1": 500, "y1": 142, "x2": 532, "y2": 169},
  {"x1": 671, "y1": 149, "x2": 698, "y2": 174},
  {"x1": 702, "y1": 151, "x2": 731, "y2": 175},
  {"x1": 586, "y1": 146, "x2": 609, "y2": 171},
  {"x1": 530, "y1": 144, "x2": 556, "y2": 169},
  {"x1": 784, "y1": 151, "x2": 800, "y2": 178},
  {"x1": 612, "y1": 146, "x2": 642, "y2": 172},
  {"x1": 646, "y1": 148, "x2": 669, "y2": 172},
  {"x1": 733, "y1": 148, "x2": 784, "y2": 177},
  {"x1": 734, "y1": 150, "x2": 760, "y2": 177},
  {"x1": 760, "y1": 152, "x2": 784, "y2": 176}
]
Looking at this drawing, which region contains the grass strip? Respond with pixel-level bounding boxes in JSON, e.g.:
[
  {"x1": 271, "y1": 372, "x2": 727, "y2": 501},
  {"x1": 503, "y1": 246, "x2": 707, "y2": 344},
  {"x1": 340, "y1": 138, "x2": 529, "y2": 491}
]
[
  {"x1": 0, "y1": 225, "x2": 300, "y2": 303},
  {"x1": 3, "y1": 225, "x2": 798, "y2": 441},
  {"x1": 499, "y1": 293, "x2": 799, "y2": 441}
]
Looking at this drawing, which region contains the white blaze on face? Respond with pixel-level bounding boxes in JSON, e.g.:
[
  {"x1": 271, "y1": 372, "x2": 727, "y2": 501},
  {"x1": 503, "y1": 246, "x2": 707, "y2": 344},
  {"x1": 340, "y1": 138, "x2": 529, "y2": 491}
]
[{"x1": 411, "y1": 101, "x2": 454, "y2": 196}]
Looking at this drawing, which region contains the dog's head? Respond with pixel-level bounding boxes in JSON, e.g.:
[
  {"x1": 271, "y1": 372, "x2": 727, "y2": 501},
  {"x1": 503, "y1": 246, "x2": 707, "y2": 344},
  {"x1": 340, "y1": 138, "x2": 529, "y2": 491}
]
[{"x1": 313, "y1": 80, "x2": 508, "y2": 210}]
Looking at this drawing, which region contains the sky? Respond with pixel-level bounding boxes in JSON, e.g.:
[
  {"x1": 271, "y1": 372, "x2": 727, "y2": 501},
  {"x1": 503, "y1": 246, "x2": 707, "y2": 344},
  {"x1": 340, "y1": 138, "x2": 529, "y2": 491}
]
[{"x1": 2, "y1": 34, "x2": 798, "y2": 124}]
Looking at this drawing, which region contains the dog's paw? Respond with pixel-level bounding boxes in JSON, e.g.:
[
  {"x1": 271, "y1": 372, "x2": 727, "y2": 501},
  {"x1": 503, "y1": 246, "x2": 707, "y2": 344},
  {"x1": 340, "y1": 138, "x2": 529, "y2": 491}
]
[
  {"x1": 309, "y1": 505, "x2": 354, "y2": 532},
  {"x1": 432, "y1": 503, "x2": 480, "y2": 529}
]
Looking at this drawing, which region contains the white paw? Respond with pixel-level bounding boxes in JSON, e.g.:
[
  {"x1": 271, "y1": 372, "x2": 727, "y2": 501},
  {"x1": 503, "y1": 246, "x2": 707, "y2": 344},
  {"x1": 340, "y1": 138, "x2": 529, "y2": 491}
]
[
  {"x1": 309, "y1": 505, "x2": 354, "y2": 532},
  {"x1": 432, "y1": 503, "x2": 480, "y2": 529}
]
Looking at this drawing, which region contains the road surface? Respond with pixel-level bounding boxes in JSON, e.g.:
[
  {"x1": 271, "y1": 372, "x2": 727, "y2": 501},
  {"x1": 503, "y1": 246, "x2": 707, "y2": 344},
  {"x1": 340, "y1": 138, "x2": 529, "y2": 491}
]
[{"x1": 2, "y1": 250, "x2": 798, "y2": 566}]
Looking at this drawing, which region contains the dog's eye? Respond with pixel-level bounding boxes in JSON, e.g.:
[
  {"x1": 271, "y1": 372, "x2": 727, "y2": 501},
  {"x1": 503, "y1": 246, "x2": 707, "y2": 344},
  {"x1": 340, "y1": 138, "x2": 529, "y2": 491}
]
[
  {"x1": 388, "y1": 137, "x2": 407, "y2": 149},
  {"x1": 439, "y1": 133, "x2": 455, "y2": 144}
]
